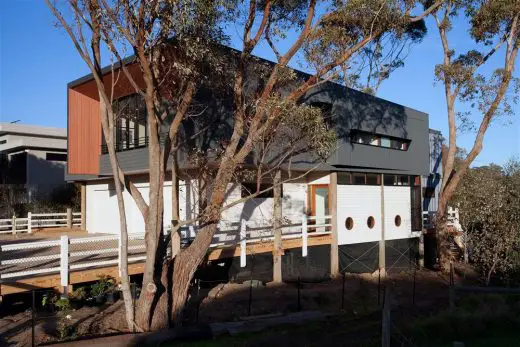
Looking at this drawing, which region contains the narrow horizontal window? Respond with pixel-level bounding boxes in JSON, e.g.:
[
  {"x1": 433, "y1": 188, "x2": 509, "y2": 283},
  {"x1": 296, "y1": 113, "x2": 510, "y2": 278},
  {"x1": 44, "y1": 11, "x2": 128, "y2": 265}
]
[
  {"x1": 0, "y1": 139, "x2": 6, "y2": 145},
  {"x1": 46, "y1": 153, "x2": 67, "y2": 162},
  {"x1": 350, "y1": 130, "x2": 410, "y2": 151}
]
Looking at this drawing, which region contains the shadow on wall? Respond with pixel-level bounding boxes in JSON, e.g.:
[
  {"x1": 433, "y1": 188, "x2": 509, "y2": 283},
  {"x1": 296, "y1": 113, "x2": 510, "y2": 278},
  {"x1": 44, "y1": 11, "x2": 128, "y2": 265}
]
[{"x1": 303, "y1": 83, "x2": 409, "y2": 145}]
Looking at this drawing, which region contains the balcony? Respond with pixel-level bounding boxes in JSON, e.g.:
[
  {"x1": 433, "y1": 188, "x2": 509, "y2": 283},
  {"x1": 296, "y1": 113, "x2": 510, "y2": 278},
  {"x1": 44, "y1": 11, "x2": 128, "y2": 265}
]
[{"x1": 101, "y1": 135, "x2": 149, "y2": 154}]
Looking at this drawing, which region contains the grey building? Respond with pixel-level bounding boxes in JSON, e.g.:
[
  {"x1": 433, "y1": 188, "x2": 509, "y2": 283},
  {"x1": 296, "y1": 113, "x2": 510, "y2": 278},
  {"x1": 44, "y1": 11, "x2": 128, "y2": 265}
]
[{"x1": 0, "y1": 123, "x2": 68, "y2": 201}]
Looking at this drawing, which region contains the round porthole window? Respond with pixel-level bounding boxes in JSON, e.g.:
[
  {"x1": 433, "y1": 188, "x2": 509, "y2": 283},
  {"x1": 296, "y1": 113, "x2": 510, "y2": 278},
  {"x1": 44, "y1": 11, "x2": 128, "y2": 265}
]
[
  {"x1": 367, "y1": 216, "x2": 375, "y2": 229},
  {"x1": 395, "y1": 215, "x2": 402, "y2": 227},
  {"x1": 345, "y1": 217, "x2": 354, "y2": 230}
]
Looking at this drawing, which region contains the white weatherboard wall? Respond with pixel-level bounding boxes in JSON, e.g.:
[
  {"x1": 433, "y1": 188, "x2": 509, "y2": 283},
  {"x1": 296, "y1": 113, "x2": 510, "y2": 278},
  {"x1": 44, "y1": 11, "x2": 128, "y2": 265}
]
[
  {"x1": 337, "y1": 186, "x2": 381, "y2": 245},
  {"x1": 86, "y1": 180, "x2": 306, "y2": 237},
  {"x1": 86, "y1": 180, "x2": 197, "y2": 235},
  {"x1": 383, "y1": 187, "x2": 413, "y2": 240}
]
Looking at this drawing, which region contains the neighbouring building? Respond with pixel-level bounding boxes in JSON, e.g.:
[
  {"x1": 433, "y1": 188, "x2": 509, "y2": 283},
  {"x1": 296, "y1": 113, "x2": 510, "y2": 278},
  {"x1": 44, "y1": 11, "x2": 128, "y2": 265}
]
[
  {"x1": 66, "y1": 52, "x2": 430, "y2": 281},
  {"x1": 422, "y1": 128, "x2": 443, "y2": 227},
  {"x1": 0, "y1": 123, "x2": 68, "y2": 202}
]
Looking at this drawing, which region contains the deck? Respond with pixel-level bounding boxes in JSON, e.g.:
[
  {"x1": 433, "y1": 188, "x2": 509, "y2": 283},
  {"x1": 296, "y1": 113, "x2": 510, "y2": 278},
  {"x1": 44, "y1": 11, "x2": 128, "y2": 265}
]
[{"x1": 0, "y1": 217, "x2": 332, "y2": 296}]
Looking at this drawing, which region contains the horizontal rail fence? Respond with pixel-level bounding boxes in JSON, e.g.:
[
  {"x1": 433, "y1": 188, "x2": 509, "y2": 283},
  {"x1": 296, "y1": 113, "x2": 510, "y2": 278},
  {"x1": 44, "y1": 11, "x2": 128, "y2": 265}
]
[
  {"x1": 0, "y1": 233, "x2": 146, "y2": 288},
  {"x1": 1, "y1": 215, "x2": 331, "y2": 286},
  {"x1": 0, "y1": 209, "x2": 82, "y2": 235}
]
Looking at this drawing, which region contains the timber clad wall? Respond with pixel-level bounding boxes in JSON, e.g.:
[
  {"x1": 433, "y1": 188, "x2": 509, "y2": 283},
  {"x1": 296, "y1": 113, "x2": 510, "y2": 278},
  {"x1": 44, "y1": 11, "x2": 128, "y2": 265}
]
[{"x1": 68, "y1": 88, "x2": 101, "y2": 175}]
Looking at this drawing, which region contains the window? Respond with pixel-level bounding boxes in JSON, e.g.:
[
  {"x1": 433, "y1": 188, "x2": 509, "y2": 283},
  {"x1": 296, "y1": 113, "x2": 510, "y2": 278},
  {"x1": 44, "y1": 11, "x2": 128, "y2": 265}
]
[
  {"x1": 309, "y1": 102, "x2": 334, "y2": 129},
  {"x1": 46, "y1": 153, "x2": 67, "y2": 161},
  {"x1": 337, "y1": 172, "x2": 352, "y2": 185},
  {"x1": 395, "y1": 215, "x2": 402, "y2": 227},
  {"x1": 411, "y1": 186, "x2": 422, "y2": 231},
  {"x1": 345, "y1": 217, "x2": 354, "y2": 230},
  {"x1": 367, "y1": 216, "x2": 375, "y2": 229},
  {"x1": 350, "y1": 130, "x2": 410, "y2": 151},
  {"x1": 102, "y1": 93, "x2": 147, "y2": 153},
  {"x1": 384, "y1": 174, "x2": 413, "y2": 186},
  {"x1": 0, "y1": 139, "x2": 6, "y2": 145},
  {"x1": 353, "y1": 173, "x2": 366, "y2": 185},
  {"x1": 241, "y1": 183, "x2": 278, "y2": 198},
  {"x1": 366, "y1": 173, "x2": 380, "y2": 185},
  {"x1": 380, "y1": 137, "x2": 391, "y2": 148}
]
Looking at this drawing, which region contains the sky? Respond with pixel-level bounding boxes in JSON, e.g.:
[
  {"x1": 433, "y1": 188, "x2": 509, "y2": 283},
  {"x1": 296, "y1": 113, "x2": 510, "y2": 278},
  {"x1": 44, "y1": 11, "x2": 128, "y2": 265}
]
[{"x1": 0, "y1": 1, "x2": 519, "y2": 167}]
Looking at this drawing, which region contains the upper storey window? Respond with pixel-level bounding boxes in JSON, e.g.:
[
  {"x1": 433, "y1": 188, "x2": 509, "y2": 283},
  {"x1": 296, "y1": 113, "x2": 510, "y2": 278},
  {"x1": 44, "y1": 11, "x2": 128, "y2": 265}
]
[
  {"x1": 351, "y1": 129, "x2": 410, "y2": 151},
  {"x1": 102, "y1": 94, "x2": 147, "y2": 153}
]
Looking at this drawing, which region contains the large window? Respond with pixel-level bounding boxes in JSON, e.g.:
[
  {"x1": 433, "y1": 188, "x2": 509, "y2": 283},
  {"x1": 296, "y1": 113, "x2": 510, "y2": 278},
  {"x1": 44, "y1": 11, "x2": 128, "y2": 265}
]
[
  {"x1": 350, "y1": 130, "x2": 410, "y2": 151},
  {"x1": 102, "y1": 94, "x2": 147, "y2": 153}
]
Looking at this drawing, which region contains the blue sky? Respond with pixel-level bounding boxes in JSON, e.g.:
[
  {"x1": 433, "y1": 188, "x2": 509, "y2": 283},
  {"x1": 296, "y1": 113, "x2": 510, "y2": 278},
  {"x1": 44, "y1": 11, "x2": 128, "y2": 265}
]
[{"x1": 1, "y1": 1, "x2": 518, "y2": 166}]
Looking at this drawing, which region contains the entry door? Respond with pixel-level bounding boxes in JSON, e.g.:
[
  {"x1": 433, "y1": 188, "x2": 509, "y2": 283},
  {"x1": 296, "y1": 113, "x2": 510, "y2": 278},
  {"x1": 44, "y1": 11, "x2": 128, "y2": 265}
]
[{"x1": 310, "y1": 185, "x2": 329, "y2": 232}]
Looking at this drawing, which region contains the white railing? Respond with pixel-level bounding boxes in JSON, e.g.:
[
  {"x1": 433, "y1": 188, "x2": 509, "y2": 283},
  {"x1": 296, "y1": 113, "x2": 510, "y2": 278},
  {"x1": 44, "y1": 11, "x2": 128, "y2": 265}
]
[
  {"x1": 0, "y1": 233, "x2": 146, "y2": 285},
  {"x1": 0, "y1": 209, "x2": 82, "y2": 235},
  {"x1": 422, "y1": 207, "x2": 462, "y2": 231},
  {"x1": 0, "y1": 215, "x2": 331, "y2": 283}
]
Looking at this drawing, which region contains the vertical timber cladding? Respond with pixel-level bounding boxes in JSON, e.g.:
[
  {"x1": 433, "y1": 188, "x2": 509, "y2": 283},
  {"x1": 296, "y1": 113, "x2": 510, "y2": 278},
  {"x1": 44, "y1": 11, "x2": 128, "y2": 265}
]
[{"x1": 67, "y1": 88, "x2": 101, "y2": 175}]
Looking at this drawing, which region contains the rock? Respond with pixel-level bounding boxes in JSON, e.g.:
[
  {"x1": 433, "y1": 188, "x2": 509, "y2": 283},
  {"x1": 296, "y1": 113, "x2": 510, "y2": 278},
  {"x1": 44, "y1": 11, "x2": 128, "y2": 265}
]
[{"x1": 207, "y1": 283, "x2": 226, "y2": 299}]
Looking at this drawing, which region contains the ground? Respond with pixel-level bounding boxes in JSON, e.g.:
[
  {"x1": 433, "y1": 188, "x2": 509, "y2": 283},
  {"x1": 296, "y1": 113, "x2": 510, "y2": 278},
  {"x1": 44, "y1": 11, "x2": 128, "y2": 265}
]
[{"x1": 0, "y1": 267, "x2": 456, "y2": 346}]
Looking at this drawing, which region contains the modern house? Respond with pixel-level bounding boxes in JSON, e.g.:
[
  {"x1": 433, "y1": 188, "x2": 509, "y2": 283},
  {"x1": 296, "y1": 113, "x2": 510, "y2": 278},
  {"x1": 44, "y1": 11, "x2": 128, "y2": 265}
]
[
  {"x1": 0, "y1": 123, "x2": 68, "y2": 202},
  {"x1": 66, "y1": 55, "x2": 430, "y2": 281}
]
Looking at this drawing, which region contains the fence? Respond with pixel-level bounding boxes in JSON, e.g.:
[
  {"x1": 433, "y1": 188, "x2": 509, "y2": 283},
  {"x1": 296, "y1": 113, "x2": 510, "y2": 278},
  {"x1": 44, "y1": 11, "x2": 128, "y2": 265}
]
[
  {"x1": 0, "y1": 215, "x2": 331, "y2": 287},
  {"x1": 0, "y1": 209, "x2": 81, "y2": 235},
  {"x1": 422, "y1": 206, "x2": 461, "y2": 230}
]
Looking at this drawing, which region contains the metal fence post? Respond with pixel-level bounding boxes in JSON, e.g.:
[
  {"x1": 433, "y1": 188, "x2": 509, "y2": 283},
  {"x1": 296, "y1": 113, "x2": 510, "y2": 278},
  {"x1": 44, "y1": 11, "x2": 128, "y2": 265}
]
[
  {"x1": 60, "y1": 235, "x2": 69, "y2": 293},
  {"x1": 11, "y1": 214, "x2": 16, "y2": 235},
  {"x1": 341, "y1": 272, "x2": 345, "y2": 310},
  {"x1": 27, "y1": 212, "x2": 32, "y2": 234},
  {"x1": 297, "y1": 276, "x2": 301, "y2": 312},
  {"x1": 66, "y1": 208, "x2": 73, "y2": 229},
  {"x1": 240, "y1": 219, "x2": 247, "y2": 268},
  {"x1": 302, "y1": 216, "x2": 308, "y2": 257},
  {"x1": 32, "y1": 289, "x2": 36, "y2": 347}
]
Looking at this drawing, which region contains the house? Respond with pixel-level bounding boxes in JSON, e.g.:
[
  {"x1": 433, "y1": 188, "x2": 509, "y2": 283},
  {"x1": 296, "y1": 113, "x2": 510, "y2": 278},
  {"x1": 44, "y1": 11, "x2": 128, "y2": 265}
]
[
  {"x1": 65, "y1": 54, "x2": 430, "y2": 280},
  {"x1": 422, "y1": 129, "x2": 443, "y2": 228},
  {"x1": 0, "y1": 123, "x2": 68, "y2": 202}
]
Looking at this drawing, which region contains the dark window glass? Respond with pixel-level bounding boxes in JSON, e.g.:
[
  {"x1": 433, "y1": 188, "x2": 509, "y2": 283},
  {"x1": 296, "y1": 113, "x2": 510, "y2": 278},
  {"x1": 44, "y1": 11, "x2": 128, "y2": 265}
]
[
  {"x1": 241, "y1": 183, "x2": 278, "y2": 198},
  {"x1": 353, "y1": 173, "x2": 365, "y2": 185},
  {"x1": 345, "y1": 217, "x2": 354, "y2": 230},
  {"x1": 337, "y1": 172, "x2": 352, "y2": 185},
  {"x1": 7, "y1": 152, "x2": 27, "y2": 184},
  {"x1": 384, "y1": 174, "x2": 396, "y2": 186},
  {"x1": 411, "y1": 186, "x2": 422, "y2": 230},
  {"x1": 367, "y1": 216, "x2": 375, "y2": 229},
  {"x1": 351, "y1": 130, "x2": 410, "y2": 151},
  {"x1": 366, "y1": 173, "x2": 380, "y2": 185},
  {"x1": 397, "y1": 175, "x2": 410, "y2": 186},
  {"x1": 103, "y1": 93, "x2": 147, "y2": 154},
  {"x1": 46, "y1": 153, "x2": 67, "y2": 161},
  {"x1": 0, "y1": 139, "x2": 6, "y2": 145}
]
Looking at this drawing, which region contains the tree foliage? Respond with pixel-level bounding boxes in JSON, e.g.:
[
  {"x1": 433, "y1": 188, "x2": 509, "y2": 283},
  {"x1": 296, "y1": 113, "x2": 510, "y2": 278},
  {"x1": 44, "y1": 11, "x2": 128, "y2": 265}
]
[{"x1": 453, "y1": 159, "x2": 520, "y2": 285}]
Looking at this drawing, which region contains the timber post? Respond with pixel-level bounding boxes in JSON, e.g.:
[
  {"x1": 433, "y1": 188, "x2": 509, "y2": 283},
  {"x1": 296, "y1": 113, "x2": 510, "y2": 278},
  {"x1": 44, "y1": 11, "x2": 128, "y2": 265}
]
[
  {"x1": 66, "y1": 208, "x2": 73, "y2": 229},
  {"x1": 330, "y1": 172, "x2": 339, "y2": 278},
  {"x1": 60, "y1": 235, "x2": 70, "y2": 294},
  {"x1": 27, "y1": 212, "x2": 32, "y2": 234},
  {"x1": 379, "y1": 174, "x2": 386, "y2": 277},
  {"x1": 11, "y1": 214, "x2": 16, "y2": 235}
]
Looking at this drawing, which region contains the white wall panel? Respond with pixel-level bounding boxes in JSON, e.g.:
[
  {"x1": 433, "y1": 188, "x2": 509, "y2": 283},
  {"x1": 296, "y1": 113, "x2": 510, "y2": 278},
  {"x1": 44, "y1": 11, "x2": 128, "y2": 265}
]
[
  {"x1": 337, "y1": 185, "x2": 381, "y2": 245},
  {"x1": 383, "y1": 186, "x2": 412, "y2": 240}
]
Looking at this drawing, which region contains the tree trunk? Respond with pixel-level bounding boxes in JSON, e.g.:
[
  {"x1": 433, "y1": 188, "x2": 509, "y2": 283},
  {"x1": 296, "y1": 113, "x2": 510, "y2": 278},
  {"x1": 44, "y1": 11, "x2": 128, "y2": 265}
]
[
  {"x1": 272, "y1": 170, "x2": 282, "y2": 283},
  {"x1": 99, "y1": 98, "x2": 135, "y2": 331}
]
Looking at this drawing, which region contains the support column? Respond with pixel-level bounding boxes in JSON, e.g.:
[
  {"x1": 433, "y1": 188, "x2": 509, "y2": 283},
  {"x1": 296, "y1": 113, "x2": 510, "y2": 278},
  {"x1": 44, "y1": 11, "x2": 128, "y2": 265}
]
[
  {"x1": 379, "y1": 174, "x2": 386, "y2": 275},
  {"x1": 80, "y1": 183, "x2": 86, "y2": 231},
  {"x1": 330, "y1": 172, "x2": 339, "y2": 278},
  {"x1": 273, "y1": 170, "x2": 283, "y2": 283},
  {"x1": 66, "y1": 208, "x2": 73, "y2": 229}
]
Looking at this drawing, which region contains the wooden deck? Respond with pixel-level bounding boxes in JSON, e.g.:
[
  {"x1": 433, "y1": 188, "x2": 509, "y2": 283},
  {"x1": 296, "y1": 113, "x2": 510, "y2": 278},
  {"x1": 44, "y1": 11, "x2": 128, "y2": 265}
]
[{"x1": 0, "y1": 233, "x2": 331, "y2": 296}]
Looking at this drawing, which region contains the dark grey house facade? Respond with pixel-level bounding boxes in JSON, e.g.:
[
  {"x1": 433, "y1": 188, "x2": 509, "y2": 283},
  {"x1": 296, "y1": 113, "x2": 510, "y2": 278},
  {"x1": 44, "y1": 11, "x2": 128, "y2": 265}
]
[{"x1": 66, "y1": 53, "x2": 430, "y2": 280}]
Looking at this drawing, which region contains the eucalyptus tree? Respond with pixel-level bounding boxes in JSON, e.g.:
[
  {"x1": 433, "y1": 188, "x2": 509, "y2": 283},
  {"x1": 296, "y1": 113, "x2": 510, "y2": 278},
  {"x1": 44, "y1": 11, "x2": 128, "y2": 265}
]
[{"x1": 430, "y1": 0, "x2": 520, "y2": 270}]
